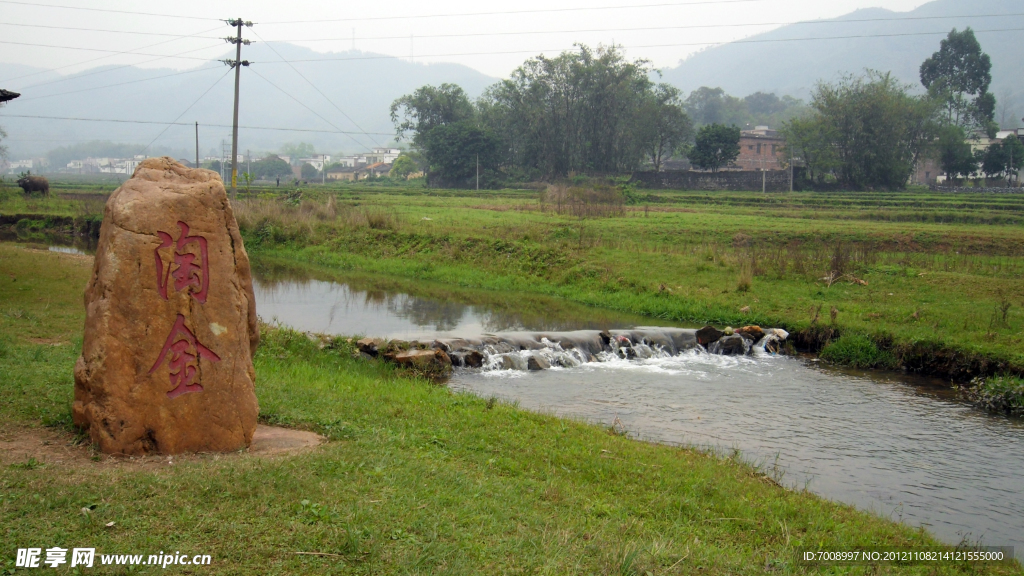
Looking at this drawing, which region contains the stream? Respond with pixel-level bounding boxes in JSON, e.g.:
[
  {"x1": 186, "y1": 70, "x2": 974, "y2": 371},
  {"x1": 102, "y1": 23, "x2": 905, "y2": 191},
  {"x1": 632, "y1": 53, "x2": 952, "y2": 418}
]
[{"x1": 252, "y1": 266, "x2": 1024, "y2": 557}]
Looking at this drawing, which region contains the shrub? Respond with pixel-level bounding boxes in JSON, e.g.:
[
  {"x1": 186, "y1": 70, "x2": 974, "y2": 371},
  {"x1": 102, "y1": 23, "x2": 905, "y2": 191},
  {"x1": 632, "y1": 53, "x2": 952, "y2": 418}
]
[
  {"x1": 819, "y1": 333, "x2": 896, "y2": 369},
  {"x1": 962, "y1": 375, "x2": 1024, "y2": 416}
]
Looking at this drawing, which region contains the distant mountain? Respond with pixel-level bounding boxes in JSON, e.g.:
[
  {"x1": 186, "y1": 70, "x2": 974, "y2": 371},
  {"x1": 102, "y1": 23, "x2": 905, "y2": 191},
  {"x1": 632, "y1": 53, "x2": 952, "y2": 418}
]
[
  {"x1": 0, "y1": 43, "x2": 496, "y2": 159},
  {"x1": 660, "y1": 0, "x2": 1024, "y2": 126}
]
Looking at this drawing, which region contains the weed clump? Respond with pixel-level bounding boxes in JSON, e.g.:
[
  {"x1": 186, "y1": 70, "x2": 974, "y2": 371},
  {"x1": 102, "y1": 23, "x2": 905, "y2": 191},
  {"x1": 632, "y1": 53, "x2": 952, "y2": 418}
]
[
  {"x1": 961, "y1": 375, "x2": 1024, "y2": 416},
  {"x1": 819, "y1": 333, "x2": 897, "y2": 369}
]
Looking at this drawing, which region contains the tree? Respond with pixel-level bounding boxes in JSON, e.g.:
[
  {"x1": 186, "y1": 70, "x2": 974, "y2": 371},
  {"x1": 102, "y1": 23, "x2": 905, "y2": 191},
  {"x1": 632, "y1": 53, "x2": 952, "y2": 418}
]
[
  {"x1": 479, "y1": 44, "x2": 658, "y2": 176},
  {"x1": 780, "y1": 115, "x2": 839, "y2": 184},
  {"x1": 389, "y1": 154, "x2": 418, "y2": 179},
  {"x1": 250, "y1": 155, "x2": 292, "y2": 179},
  {"x1": 390, "y1": 84, "x2": 475, "y2": 148},
  {"x1": 797, "y1": 72, "x2": 936, "y2": 189},
  {"x1": 280, "y1": 142, "x2": 316, "y2": 159},
  {"x1": 935, "y1": 125, "x2": 978, "y2": 181},
  {"x1": 980, "y1": 136, "x2": 1024, "y2": 180},
  {"x1": 420, "y1": 121, "x2": 501, "y2": 187},
  {"x1": 687, "y1": 124, "x2": 740, "y2": 172},
  {"x1": 684, "y1": 87, "x2": 747, "y2": 127},
  {"x1": 300, "y1": 162, "x2": 318, "y2": 180},
  {"x1": 920, "y1": 28, "x2": 995, "y2": 133},
  {"x1": 639, "y1": 85, "x2": 693, "y2": 171}
]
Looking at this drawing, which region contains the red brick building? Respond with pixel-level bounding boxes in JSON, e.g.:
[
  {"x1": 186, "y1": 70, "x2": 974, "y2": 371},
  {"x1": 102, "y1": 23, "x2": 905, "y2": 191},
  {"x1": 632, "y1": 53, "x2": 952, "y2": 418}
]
[{"x1": 734, "y1": 126, "x2": 785, "y2": 171}]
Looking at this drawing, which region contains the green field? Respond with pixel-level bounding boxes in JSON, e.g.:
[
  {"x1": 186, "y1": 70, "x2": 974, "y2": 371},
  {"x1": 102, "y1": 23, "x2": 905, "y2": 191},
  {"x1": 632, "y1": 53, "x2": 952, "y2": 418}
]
[
  {"x1": 4, "y1": 181, "x2": 1024, "y2": 382},
  {"x1": 228, "y1": 184, "x2": 1024, "y2": 382},
  {"x1": 3, "y1": 244, "x2": 1022, "y2": 574}
]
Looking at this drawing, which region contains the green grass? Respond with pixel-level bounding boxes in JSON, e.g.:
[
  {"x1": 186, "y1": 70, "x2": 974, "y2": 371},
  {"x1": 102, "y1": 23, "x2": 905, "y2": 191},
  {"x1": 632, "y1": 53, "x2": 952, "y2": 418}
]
[
  {"x1": 220, "y1": 185, "x2": 1024, "y2": 381},
  {"x1": 3, "y1": 244, "x2": 1020, "y2": 574},
  {"x1": 820, "y1": 334, "x2": 898, "y2": 370}
]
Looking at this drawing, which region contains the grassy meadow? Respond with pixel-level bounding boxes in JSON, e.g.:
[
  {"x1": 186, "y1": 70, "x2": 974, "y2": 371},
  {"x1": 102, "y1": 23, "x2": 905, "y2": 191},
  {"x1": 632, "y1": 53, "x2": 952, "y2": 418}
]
[
  {"x1": 4, "y1": 180, "x2": 1024, "y2": 380},
  {"x1": 227, "y1": 184, "x2": 1024, "y2": 382},
  {"x1": 7, "y1": 245, "x2": 1019, "y2": 574}
]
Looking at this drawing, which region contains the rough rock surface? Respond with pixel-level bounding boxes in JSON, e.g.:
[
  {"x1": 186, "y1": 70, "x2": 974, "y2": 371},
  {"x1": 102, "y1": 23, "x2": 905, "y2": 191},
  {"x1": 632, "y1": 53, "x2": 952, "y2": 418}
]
[
  {"x1": 392, "y1": 348, "x2": 452, "y2": 368},
  {"x1": 696, "y1": 326, "x2": 724, "y2": 346},
  {"x1": 73, "y1": 157, "x2": 259, "y2": 455},
  {"x1": 527, "y1": 356, "x2": 551, "y2": 371}
]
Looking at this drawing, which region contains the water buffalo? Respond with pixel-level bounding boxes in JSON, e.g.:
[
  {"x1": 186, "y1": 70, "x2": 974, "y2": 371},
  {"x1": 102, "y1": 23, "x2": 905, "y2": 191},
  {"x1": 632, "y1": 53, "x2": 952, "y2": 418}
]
[{"x1": 17, "y1": 175, "x2": 49, "y2": 196}]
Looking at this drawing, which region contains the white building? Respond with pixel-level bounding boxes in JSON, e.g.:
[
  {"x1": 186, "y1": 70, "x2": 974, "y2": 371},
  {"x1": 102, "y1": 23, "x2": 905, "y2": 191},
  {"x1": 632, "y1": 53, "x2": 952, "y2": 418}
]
[
  {"x1": 366, "y1": 147, "x2": 401, "y2": 164},
  {"x1": 4, "y1": 159, "x2": 35, "y2": 173}
]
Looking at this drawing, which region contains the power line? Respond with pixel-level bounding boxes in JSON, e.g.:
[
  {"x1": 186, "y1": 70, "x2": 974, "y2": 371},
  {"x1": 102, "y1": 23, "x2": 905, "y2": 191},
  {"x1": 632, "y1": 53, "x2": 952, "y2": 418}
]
[
  {"x1": 0, "y1": 114, "x2": 394, "y2": 136},
  {"x1": 14, "y1": 66, "x2": 225, "y2": 102},
  {"x1": 140, "y1": 69, "x2": 233, "y2": 154},
  {"x1": 0, "y1": 21, "x2": 222, "y2": 38},
  {"x1": 263, "y1": 12, "x2": 1024, "y2": 43},
  {"x1": 259, "y1": 0, "x2": 768, "y2": 25},
  {"x1": 247, "y1": 68, "x2": 373, "y2": 149},
  {"x1": 257, "y1": 27, "x2": 1024, "y2": 64},
  {"x1": 0, "y1": 0, "x2": 220, "y2": 21},
  {"x1": 15, "y1": 43, "x2": 228, "y2": 91},
  {"x1": 0, "y1": 25, "x2": 225, "y2": 84},
  {"x1": 249, "y1": 28, "x2": 383, "y2": 147},
  {"x1": 0, "y1": 39, "x2": 223, "y2": 61}
]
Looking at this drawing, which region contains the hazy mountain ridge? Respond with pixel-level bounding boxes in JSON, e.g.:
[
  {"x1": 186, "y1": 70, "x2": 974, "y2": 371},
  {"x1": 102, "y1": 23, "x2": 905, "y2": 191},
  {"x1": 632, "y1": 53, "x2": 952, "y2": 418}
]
[
  {"x1": 3, "y1": 0, "x2": 1023, "y2": 161},
  {"x1": 659, "y1": 0, "x2": 1024, "y2": 125},
  {"x1": 0, "y1": 43, "x2": 496, "y2": 158}
]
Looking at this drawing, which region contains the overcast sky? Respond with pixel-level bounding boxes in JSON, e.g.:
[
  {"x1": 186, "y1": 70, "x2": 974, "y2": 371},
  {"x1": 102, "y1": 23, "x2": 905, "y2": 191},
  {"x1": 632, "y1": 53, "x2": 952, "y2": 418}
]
[{"x1": 1, "y1": 0, "x2": 932, "y2": 81}]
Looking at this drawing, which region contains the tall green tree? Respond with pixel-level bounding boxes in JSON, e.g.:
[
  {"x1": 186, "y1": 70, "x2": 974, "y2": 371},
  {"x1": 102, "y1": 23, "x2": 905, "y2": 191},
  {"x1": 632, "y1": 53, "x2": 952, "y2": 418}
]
[
  {"x1": 684, "y1": 87, "x2": 749, "y2": 128},
  {"x1": 793, "y1": 72, "x2": 936, "y2": 190},
  {"x1": 920, "y1": 28, "x2": 996, "y2": 133},
  {"x1": 421, "y1": 121, "x2": 501, "y2": 187},
  {"x1": 780, "y1": 115, "x2": 839, "y2": 183},
  {"x1": 479, "y1": 44, "x2": 655, "y2": 176},
  {"x1": 687, "y1": 124, "x2": 740, "y2": 172},
  {"x1": 638, "y1": 84, "x2": 693, "y2": 171},
  {"x1": 390, "y1": 84, "x2": 475, "y2": 148},
  {"x1": 935, "y1": 125, "x2": 978, "y2": 181}
]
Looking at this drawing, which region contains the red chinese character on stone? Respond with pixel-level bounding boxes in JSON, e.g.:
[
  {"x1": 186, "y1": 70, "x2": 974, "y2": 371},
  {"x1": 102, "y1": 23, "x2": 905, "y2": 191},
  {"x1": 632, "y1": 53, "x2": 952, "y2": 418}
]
[
  {"x1": 149, "y1": 314, "x2": 221, "y2": 398},
  {"x1": 155, "y1": 221, "x2": 209, "y2": 303}
]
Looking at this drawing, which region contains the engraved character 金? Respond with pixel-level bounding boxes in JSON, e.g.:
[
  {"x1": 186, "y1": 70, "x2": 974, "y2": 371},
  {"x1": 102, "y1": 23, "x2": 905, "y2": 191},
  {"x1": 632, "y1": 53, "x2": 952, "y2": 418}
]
[
  {"x1": 155, "y1": 221, "x2": 209, "y2": 303},
  {"x1": 149, "y1": 314, "x2": 221, "y2": 398}
]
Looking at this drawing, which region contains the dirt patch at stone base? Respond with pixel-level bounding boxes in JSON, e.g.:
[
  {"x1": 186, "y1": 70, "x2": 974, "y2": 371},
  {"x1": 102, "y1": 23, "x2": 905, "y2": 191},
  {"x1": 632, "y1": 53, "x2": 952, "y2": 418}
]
[{"x1": 0, "y1": 424, "x2": 324, "y2": 470}]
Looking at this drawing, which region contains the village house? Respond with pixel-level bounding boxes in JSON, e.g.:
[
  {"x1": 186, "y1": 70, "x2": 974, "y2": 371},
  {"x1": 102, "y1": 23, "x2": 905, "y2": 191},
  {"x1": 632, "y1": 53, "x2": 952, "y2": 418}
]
[
  {"x1": 733, "y1": 126, "x2": 786, "y2": 171},
  {"x1": 921, "y1": 128, "x2": 1024, "y2": 184}
]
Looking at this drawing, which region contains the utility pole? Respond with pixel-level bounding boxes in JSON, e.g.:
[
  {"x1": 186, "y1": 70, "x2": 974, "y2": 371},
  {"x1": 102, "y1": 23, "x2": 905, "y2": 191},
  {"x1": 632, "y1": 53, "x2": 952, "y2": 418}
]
[
  {"x1": 222, "y1": 18, "x2": 252, "y2": 197},
  {"x1": 476, "y1": 154, "x2": 479, "y2": 190},
  {"x1": 195, "y1": 122, "x2": 199, "y2": 169},
  {"x1": 322, "y1": 153, "x2": 326, "y2": 185}
]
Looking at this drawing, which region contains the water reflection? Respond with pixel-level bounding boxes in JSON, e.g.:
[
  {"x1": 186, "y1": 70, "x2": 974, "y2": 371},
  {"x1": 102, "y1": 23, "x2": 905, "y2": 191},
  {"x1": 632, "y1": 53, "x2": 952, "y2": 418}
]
[
  {"x1": 0, "y1": 232, "x2": 97, "y2": 254},
  {"x1": 252, "y1": 262, "x2": 681, "y2": 338}
]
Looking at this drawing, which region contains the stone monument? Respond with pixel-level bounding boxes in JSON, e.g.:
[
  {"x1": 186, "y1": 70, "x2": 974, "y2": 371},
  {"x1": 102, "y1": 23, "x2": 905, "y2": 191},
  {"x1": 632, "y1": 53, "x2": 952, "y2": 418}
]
[{"x1": 73, "y1": 157, "x2": 259, "y2": 454}]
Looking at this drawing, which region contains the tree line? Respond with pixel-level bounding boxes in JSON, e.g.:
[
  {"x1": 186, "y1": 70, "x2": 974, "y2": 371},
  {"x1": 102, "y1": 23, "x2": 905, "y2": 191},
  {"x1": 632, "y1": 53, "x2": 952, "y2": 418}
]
[{"x1": 396, "y1": 27, "x2": 1017, "y2": 190}]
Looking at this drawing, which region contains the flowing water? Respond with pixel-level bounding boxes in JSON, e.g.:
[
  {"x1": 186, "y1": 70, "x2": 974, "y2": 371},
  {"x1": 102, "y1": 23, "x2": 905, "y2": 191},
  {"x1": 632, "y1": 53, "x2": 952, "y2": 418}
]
[{"x1": 251, "y1": 266, "x2": 1024, "y2": 556}]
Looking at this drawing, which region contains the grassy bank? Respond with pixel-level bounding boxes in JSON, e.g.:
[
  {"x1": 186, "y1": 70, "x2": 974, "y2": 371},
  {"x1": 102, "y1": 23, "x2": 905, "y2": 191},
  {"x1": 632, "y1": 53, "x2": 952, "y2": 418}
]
[
  {"x1": 225, "y1": 185, "x2": 1024, "y2": 384},
  {"x1": 3, "y1": 247, "x2": 1019, "y2": 574}
]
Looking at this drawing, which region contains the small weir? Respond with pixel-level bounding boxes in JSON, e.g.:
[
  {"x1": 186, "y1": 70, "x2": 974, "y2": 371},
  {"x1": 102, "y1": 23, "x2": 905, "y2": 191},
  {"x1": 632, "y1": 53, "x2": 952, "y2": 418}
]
[{"x1": 428, "y1": 327, "x2": 789, "y2": 371}]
